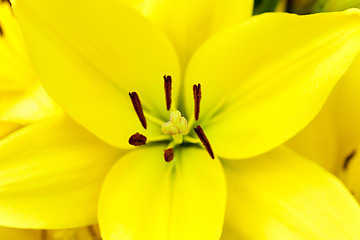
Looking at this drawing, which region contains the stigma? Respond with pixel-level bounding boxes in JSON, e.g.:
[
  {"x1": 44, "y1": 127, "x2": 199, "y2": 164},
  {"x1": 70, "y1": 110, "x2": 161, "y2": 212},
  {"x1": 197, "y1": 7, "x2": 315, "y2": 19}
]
[{"x1": 161, "y1": 110, "x2": 189, "y2": 144}]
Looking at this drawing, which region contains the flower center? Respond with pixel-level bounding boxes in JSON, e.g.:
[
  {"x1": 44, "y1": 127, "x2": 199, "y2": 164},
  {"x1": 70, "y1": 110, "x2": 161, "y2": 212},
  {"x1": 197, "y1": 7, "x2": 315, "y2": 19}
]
[
  {"x1": 128, "y1": 75, "x2": 214, "y2": 162},
  {"x1": 161, "y1": 110, "x2": 189, "y2": 144}
]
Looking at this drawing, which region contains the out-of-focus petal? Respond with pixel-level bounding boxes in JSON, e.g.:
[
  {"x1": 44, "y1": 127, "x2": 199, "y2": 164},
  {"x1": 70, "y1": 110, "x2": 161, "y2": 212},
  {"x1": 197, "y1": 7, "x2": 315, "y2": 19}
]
[
  {"x1": 0, "y1": 120, "x2": 20, "y2": 138},
  {"x1": 221, "y1": 147, "x2": 360, "y2": 239},
  {"x1": 0, "y1": 1, "x2": 35, "y2": 91},
  {"x1": 286, "y1": 104, "x2": 339, "y2": 173},
  {"x1": 0, "y1": 116, "x2": 123, "y2": 228},
  {"x1": 143, "y1": 0, "x2": 254, "y2": 68},
  {"x1": 0, "y1": 83, "x2": 62, "y2": 124}
]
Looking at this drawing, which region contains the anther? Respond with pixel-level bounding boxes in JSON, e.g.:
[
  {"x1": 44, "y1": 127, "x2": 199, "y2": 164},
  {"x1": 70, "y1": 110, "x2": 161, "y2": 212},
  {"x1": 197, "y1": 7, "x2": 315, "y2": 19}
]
[
  {"x1": 193, "y1": 84, "x2": 201, "y2": 121},
  {"x1": 194, "y1": 125, "x2": 214, "y2": 159},
  {"x1": 164, "y1": 75, "x2": 172, "y2": 111},
  {"x1": 129, "y1": 132, "x2": 147, "y2": 146},
  {"x1": 0, "y1": 25, "x2": 3, "y2": 37},
  {"x1": 343, "y1": 150, "x2": 356, "y2": 170},
  {"x1": 129, "y1": 92, "x2": 147, "y2": 129},
  {"x1": 164, "y1": 148, "x2": 174, "y2": 162}
]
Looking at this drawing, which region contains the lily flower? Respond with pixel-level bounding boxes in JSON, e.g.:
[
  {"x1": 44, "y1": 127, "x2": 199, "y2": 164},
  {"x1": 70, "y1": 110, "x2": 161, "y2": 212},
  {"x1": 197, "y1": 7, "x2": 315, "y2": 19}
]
[{"x1": 3, "y1": 0, "x2": 360, "y2": 239}]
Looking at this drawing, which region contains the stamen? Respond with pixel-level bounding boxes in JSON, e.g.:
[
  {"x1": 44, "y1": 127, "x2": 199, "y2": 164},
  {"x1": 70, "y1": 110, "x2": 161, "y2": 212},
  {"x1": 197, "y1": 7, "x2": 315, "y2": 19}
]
[
  {"x1": 129, "y1": 92, "x2": 147, "y2": 129},
  {"x1": 193, "y1": 84, "x2": 201, "y2": 121},
  {"x1": 164, "y1": 148, "x2": 174, "y2": 162},
  {"x1": 0, "y1": 25, "x2": 3, "y2": 37},
  {"x1": 164, "y1": 75, "x2": 172, "y2": 111},
  {"x1": 343, "y1": 150, "x2": 356, "y2": 170},
  {"x1": 194, "y1": 125, "x2": 214, "y2": 159},
  {"x1": 129, "y1": 132, "x2": 147, "y2": 146}
]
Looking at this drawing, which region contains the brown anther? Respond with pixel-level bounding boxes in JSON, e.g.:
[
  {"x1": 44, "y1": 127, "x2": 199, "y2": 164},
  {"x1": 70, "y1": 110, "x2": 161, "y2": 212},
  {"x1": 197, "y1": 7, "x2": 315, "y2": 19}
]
[
  {"x1": 164, "y1": 75, "x2": 172, "y2": 111},
  {"x1": 164, "y1": 148, "x2": 174, "y2": 162},
  {"x1": 194, "y1": 125, "x2": 214, "y2": 159},
  {"x1": 0, "y1": 25, "x2": 3, "y2": 37},
  {"x1": 193, "y1": 84, "x2": 201, "y2": 121},
  {"x1": 129, "y1": 132, "x2": 147, "y2": 146},
  {"x1": 129, "y1": 92, "x2": 147, "y2": 129},
  {"x1": 343, "y1": 150, "x2": 356, "y2": 170}
]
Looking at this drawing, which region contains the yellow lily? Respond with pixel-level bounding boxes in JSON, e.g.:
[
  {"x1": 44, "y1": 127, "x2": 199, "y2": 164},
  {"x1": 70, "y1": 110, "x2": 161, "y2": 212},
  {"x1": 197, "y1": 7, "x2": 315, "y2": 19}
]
[{"x1": 3, "y1": 0, "x2": 360, "y2": 239}]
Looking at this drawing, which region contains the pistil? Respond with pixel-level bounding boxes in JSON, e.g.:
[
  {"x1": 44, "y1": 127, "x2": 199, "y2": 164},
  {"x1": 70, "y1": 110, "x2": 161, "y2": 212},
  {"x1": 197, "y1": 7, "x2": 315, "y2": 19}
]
[{"x1": 161, "y1": 110, "x2": 189, "y2": 144}]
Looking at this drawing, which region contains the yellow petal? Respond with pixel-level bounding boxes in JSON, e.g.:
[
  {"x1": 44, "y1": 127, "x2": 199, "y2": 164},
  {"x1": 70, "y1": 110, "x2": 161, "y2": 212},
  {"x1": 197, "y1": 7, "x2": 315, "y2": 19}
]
[
  {"x1": 13, "y1": 0, "x2": 180, "y2": 148},
  {"x1": 185, "y1": 10, "x2": 360, "y2": 159},
  {"x1": 331, "y1": 54, "x2": 360, "y2": 167},
  {"x1": 0, "y1": 2, "x2": 60, "y2": 124},
  {"x1": 0, "y1": 83, "x2": 62, "y2": 124},
  {"x1": 0, "y1": 226, "x2": 40, "y2": 240},
  {"x1": 290, "y1": 53, "x2": 360, "y2": 175},
  {"x1": 285, "y1": 103, "x2": 339, "y2": 173},
  {"x1": 143, "y1": 0, "x2": 254, "y2": 68},
  {"x1": 98, "y1": 146, "x2": 226, "y2": 240},
  {"x1": 0, "y1": 1, "x2": 35, "y2": 91},
  {"x1": 221, "y1": 147, "x2": 360, "y2": 239},
  {"x1": 117, "y1": 0, "x2": 145, "y2": 11},
  {"x1": 285, "y1": 54, "x2": 360, "y2": 175},
  {"x1": 0, "y1": 120, "x2": 20, "y2": 139},
  {"x1": 0, "y1": 115, "x2": 122, "y2": 228}
]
